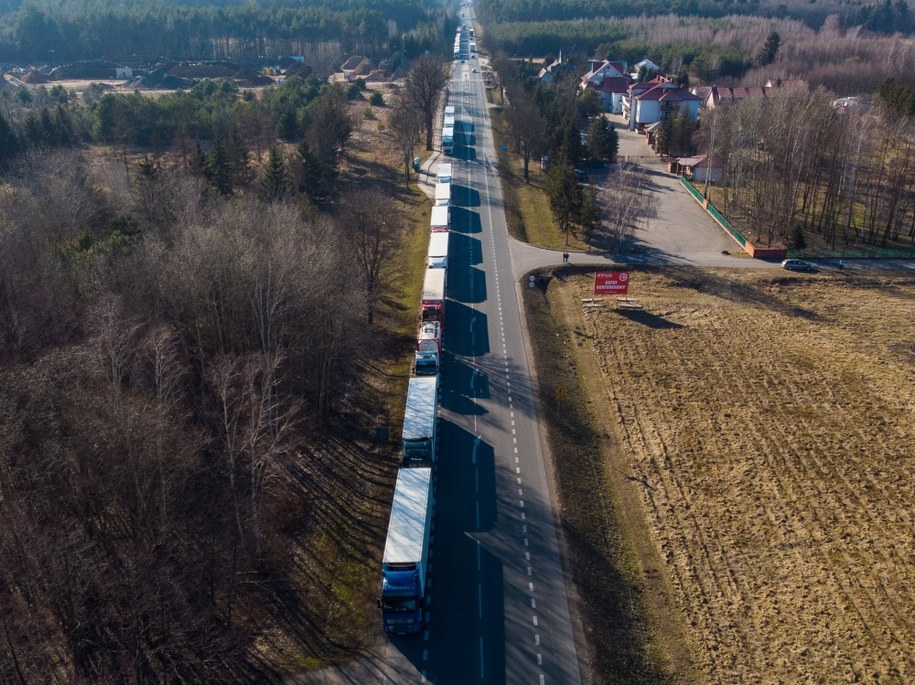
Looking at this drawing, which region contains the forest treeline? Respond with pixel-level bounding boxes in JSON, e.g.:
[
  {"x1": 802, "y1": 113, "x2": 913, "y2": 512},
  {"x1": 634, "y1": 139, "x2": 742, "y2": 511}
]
[
  {"x1": 0, "y1": 55, "x2": 422, "y2": 677},
  {"x1": 703, "y1": 86, "x2": 915, "y2": 250},
  {"x1": 477, "y1": 0, "x2": 914, "y2": 34},
  {"x1": 488, "y1": 13, "x2": 915, "y2": 96},
  {"x1": 0, "y1": 0, "x2": 454, "y2": 62},
  {"x1": 0, "y1": 76, "x2": 360, "y2": 178}
]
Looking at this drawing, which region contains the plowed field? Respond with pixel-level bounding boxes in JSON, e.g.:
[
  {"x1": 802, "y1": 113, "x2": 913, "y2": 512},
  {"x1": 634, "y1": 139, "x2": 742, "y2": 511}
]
[{"x1": 558, "y1": 268, "x2": 914, "y2": 684}]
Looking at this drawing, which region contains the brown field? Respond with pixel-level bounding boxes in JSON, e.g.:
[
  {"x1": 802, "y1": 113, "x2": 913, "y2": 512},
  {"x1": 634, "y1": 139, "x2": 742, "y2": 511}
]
[{"x1": 540, "y1": 268, "x2": 915, "y2": 684}]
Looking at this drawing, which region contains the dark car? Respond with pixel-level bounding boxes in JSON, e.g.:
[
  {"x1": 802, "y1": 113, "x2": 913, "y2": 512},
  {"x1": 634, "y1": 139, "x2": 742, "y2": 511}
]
[{"x1": 781, "y1": 259, "x2": 816, "y2": 272}]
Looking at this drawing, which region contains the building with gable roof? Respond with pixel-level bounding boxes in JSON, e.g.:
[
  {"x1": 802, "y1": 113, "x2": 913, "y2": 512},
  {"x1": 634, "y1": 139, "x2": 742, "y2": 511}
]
[
  {"x1": 623, "y1": 76, "x2": 701, "y2": 130},
  {"x1": 701, "y1": 85, "x2": 768, "y2": 109},
  {"x1": 578, "y1": 59, "x2": 630, "y2": 113}
]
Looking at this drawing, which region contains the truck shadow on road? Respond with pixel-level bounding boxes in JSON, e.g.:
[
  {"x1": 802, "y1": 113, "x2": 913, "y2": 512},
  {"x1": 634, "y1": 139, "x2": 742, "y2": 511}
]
[
  {"x1": 451, "y1": 184, "x2": 481, "y2": 207},
  {"x1": 428, "y1": 422, "x2": 506, "y2": 684},
  {"x1": 444, "y1": 301, "x2": 490, "y2": 356},
  {"x1": 440, "y1": 353, "x2": 489, "y2": 416},
  {"x1": 450, "y1": 207, "x2": 481, "y2": 234},
  {"x1": 447, "y1": 266, "x2": 488, "y2": 303},
  {"x1": 449, "y1": 232, "x2": 483, "y2": 266}
]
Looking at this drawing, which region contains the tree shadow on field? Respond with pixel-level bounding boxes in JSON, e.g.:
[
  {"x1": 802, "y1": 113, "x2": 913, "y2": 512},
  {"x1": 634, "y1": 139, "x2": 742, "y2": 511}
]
[
  {"x1": 662, "y1": 264, "x2": 822, "y2": 320},
  {"x1": 561, "y1": 521, "x2": 669, "y2": 685},
  {"x1": 552, "y1": 264, "x2": 822, "y2": 321},
  {"x1": 342, "y1": 157, "x2": 418, "y2": 203},
  {"x1": 615, "y1": 308, "x2": 683, "y2": 329}
]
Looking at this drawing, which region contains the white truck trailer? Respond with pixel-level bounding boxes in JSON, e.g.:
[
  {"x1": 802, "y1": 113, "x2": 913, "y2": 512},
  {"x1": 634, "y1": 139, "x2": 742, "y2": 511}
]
[
  {"x1": 401, "y1": 375, "x2": 438, "y2": 463},
  {"x1": 434, "y1": 181, "x2": 451, "y2": 206},
  {"x1": 430, "y1": 204, "x2": 450, "y2": 232},
  {"x1": 379, "y1": 466, "x2": 433, "y2": 635},
  {"x1": 426, "y1": 231, "x2": 449, "y2": 269}
]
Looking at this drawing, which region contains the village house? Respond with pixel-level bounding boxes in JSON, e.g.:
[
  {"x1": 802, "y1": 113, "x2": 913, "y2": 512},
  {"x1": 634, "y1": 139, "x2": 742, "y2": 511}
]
[
  {"x1": 578, "y1": 59, "x2": 629, "y2": 113},
  {"x1": 340, "y1": 56, "x2": 376, "y2": 81},
  {"x1": 675, "y1": 154, "x2": 722, "y2": 183},
  {"x1": 623, "y1": 76, "x2": 701, "y2": 130},
  {"x1": 538, "y1": 52, "x2": 576, "y2": 84},
  {"x1": 700, "y1": 85, "x2": 767, "y2": 109}
]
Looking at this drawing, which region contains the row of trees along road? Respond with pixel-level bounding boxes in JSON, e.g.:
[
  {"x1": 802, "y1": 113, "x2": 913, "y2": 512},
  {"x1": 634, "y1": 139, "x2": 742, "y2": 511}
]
[
  {"x1": 491, "y1": 56, "x2": 657, "y2": 249},
  {"x1": 0, "y1": 65, "x2": 421, "y2": 678},
  {"x1": 700, "y1": 84, "x2": 915, "y2": 249}
]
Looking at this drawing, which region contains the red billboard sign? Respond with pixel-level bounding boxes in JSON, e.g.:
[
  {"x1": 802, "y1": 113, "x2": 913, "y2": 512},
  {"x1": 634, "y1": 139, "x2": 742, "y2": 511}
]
[{"x1": 594, "y1": 271, "x2": 630, "y2": 295}]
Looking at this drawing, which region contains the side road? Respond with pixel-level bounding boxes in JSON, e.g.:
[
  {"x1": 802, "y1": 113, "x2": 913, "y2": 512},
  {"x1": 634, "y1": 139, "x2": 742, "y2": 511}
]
[{"x1": 418, "y1": 121, "x2": 915, "y2": 278}]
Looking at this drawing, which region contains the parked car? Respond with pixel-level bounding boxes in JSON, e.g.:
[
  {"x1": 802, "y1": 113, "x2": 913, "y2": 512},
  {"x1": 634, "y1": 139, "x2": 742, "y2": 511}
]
[
  {"x1": 782, "y1": 259, "x2": 816, "y2": 272},
  {"x1": 471, "y1": 67, "x2": 477, "y2": 73}
]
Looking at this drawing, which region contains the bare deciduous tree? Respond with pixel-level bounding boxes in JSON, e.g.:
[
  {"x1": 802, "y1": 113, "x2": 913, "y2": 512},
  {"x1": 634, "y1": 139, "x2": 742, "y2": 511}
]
[
  {"x1": 340, "y1": 190, "x2": 402, "y2": 324},
  {"x1": 404, "y1": 54, "x2": 448, "y2": 151},
  {"x1": 388, "y1": 91, "x2": 423, "y2": 182}
]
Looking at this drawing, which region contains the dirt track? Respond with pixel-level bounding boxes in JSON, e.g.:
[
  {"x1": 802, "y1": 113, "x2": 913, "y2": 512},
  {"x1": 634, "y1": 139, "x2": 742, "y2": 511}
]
[{"x1": 558, "y1": 268, "x2": 914, "y2": 684}]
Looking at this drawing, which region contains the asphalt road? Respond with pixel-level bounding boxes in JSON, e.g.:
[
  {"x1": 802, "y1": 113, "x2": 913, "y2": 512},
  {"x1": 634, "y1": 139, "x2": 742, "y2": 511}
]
[{"x1": 409, "y1": 48, "x2": 584, "y2": 684}]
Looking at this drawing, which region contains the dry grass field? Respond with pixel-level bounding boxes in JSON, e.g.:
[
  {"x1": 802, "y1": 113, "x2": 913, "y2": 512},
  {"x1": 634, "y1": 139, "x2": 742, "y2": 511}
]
[{"x1": 542, "y1": 268, "x2": 914, "y2": 684}]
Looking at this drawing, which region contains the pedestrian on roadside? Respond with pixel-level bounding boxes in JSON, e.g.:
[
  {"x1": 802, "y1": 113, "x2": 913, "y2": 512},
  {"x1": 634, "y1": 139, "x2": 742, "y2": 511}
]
[
  {"x1": 839, "y1": 259, "x2": 845, "y2": 270},
  {"x1": 562, "y1": 251, "x2": 569, "y2": 263}
]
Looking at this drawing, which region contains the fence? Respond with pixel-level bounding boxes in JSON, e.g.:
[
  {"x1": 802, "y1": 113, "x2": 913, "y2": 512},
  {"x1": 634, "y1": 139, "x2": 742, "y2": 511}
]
[{"x1": 678, "y1": 177, "x2": 791, "y2": 257}]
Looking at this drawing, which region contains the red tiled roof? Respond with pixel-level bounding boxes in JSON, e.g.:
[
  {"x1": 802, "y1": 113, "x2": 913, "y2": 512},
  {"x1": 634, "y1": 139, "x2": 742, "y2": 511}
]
[
  {"x1": 635, "y1": 82, "x2": 699, "y2": 102},
  {"x1": 592, "y1": 76, "x2": 630, "y2": 94}
]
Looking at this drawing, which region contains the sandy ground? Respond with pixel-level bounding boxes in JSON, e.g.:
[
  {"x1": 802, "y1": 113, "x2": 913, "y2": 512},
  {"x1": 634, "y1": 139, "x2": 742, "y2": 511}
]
[{"x1": 560, "y1": 268, "x2": 914, "y2": 684}]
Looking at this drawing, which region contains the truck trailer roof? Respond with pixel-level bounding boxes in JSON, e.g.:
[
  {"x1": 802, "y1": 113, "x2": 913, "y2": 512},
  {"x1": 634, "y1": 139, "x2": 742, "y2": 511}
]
[
  {"x1": 434, "y1": 182, "x2": 451, "y2": 206},
  {"x1": 402, "y1": 376, "x2": 438, "y2": 444},
  {"x1": 421, "y1": 267, "x2": 446, "y2": 301},
  {"x1": 430, "y1": 205, "x2": 450, "y2": 230},
  {"x1": 382, "y1": 466, "x2": 433, "y2": 567}
]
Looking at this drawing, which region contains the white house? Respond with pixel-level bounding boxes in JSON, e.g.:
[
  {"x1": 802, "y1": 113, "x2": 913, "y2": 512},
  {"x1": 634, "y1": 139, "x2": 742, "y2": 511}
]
[
  {"x1": 115, "y1": 67, "x2": 134, "y2": 79},
  {"x1": 624, "y1": 76, "x2": 701, "y2": 130},
  {"x1": 631, "y1": 58, "x2": 661, "y2": 79},
  {"x1": 578, "y1": 59, "x2": 629, "y2": 113}
]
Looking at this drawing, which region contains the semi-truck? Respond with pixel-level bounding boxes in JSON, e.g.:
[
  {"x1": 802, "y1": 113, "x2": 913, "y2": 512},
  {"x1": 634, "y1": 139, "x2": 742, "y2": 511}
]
[
  {"x1": 430, "y1": 204, "x2": 450, "y2": 232},
  {"x1": 402, "y1": 375, "x2": 438, "y2": 462},
  {"x1": 379, "y1": 466, "x2": 433, "y2": 635},
  {"x1": 434, "y1": 181, "x2": 451, "y2": 206},
  {"x1": 421, "y1": 267, "x2": 445, "y2": 324},
  {"x1": 442, "y1": 126, "x2": 454, "y2": 155},
  {"x1": 414, "y1": 320, "x2": 442, "y2": 375},
  {"x1": 426, "y1": 231, "x2": 449, "y2": 269}
]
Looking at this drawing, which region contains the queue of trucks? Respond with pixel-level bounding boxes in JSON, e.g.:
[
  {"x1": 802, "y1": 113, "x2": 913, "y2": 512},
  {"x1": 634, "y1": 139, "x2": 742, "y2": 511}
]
[{"x1": 378, "y1": 155, "x2": 455, "y2": 635}]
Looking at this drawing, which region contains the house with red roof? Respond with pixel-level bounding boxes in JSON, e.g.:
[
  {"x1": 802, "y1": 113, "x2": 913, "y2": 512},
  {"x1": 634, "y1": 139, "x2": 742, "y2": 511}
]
[
  {"x1": 624, "y1": 77, "x2": 701, "y2": 130},
  {"x1": 701, "y1": 85, "x2": 767, "y2": 109},
  {"x1": 579, "y1": 59, "x2": 630, "y2": 114}
]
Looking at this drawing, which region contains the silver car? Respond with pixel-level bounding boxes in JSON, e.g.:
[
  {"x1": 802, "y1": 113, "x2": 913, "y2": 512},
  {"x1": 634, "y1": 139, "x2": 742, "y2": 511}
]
[{"x1": 781, "y1": 259, "x2": 816, "y2": 272}]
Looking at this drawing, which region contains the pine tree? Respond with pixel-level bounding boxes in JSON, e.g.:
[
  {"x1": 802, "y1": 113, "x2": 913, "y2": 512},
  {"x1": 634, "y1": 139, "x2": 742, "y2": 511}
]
[
  {"x1": 298, "y1": 140, "x2": 331, "y2": 205},
  {"x1": 259, "y1": 146, "x2": 290, "y2": 203},
  {"x1": 757, "y1": 31, "x2": 781, "y2": 67},
  {"x1": 206, "y1": 137, "x2": 233, "y2": 196},
  {"x1": 588, "y1": 116, "x2": 619, "y2": 162},
  {"x1": 0, "y1": 111, "x2": 20, "y2": 170},
  {"x1": 547, "y1": 157, "x2": 583, "y2": 244},
  {"x1": 577, "y1": 185, "x2": 602, "y2": 248}
]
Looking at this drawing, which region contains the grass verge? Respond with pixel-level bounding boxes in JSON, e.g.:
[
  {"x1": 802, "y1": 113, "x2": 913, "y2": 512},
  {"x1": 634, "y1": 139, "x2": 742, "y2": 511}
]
[
  {"x1": 489, "y1": 103, "x2": 590, "y2": 251},
  {"x1": 521, "y1": 267, "x2": 695, "y2": 685}
]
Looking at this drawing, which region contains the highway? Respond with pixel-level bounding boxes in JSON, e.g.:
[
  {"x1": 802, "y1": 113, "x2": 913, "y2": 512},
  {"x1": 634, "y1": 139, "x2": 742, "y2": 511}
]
[{"x1": 410, "y1": 18, "x2": 583, "y2": 685}]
